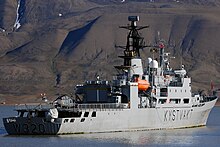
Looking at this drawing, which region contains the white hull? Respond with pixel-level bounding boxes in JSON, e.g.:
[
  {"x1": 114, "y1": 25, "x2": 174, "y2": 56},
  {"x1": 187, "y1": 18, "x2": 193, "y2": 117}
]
[
  {"x1": 3, "y1": 94, "x2": 217, "y2": 135},
  {"x1": 57, "y1": 99, "x2": 217, "y2": 134}
]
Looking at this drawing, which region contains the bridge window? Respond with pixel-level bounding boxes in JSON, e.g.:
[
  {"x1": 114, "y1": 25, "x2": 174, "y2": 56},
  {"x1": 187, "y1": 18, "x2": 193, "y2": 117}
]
[{"x1": 160, "y1": 88, "x2": 168, "y2": 97}]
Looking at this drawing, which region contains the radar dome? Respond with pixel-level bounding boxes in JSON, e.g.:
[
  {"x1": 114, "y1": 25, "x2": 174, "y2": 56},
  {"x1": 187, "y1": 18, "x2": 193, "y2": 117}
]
[
  {"x1": 147, "y1": 58, "x2": 152, "y2": 64},
  {"x1": 149, "y1": 60, "x2": 158, "y2": 68}
]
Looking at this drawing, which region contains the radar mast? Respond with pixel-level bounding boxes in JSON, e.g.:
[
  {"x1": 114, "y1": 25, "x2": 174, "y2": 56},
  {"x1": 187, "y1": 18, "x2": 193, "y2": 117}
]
[{"x1": 115, "y1": 16, "x2": 149, "y2": 70}]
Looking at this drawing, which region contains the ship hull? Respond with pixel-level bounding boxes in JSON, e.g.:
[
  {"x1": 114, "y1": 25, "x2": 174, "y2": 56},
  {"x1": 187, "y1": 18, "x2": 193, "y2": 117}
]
[{"x1": 3, "y1": 98, "x2": 217, "y2": 135}]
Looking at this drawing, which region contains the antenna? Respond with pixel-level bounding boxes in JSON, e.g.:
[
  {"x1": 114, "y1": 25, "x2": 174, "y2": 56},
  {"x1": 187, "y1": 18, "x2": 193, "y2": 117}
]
[
  {"x1": 157, "y1": 31, "x2": 160, "y2": 42},
  {"x1": 115, "y1": 16, "x2": 149, "y2": 70},
  {"x1": 180, "y1": 45, "x2": 183, "y2": 69}
]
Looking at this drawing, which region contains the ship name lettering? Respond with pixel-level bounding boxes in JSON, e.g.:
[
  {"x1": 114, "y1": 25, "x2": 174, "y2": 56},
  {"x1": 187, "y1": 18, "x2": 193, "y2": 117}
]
[
  {"x1": 23, "y1": 124, "x2": 29, "y2": 133},
  {"x1": 13, "y1": 123, "x2": 45, "y2": 134},
  {"x1": 7, "y1": 118, "x2": 16, "y2": 123},
  {"x1": 13, "y1": 123, "x2": 20, "y2": 133},
  {"x1": 31, "y1": 124, "x2": 37, "y2": 133},
  {"x1": 39, "y1": 124, "x2": 45, "y2": 133},
  {"x1": 164, "y1": 109, "x2": 193, "y2": 122}
]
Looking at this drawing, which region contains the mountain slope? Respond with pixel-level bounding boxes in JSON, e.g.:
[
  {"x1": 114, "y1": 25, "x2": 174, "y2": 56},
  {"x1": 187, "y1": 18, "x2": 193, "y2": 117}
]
[{"x1": 0, "y1": 0, "x2": 220, "y2": 103}]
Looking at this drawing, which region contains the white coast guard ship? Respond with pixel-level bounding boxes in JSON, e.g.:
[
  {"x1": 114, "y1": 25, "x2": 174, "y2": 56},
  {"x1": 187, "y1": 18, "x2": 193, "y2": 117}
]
[{"x1": 3, "y1": 16, "x2": 218, "y2": 135}]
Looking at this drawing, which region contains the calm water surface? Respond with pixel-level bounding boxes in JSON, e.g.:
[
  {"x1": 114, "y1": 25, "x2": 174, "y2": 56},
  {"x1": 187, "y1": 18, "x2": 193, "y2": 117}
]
[{"x1": 0, "y1": 106, "x2": 220, "y2": 147}]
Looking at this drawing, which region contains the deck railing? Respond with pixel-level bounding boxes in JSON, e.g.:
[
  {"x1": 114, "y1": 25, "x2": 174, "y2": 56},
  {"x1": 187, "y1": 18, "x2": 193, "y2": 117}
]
[
  {"x1": 14, "y1": 103, "x2": 53, "y2": 111},
  {"x1": 77, "y1": 103, "x2": 129, "y2": 111},
  {"x1": 14, "y1": 103, "x2": 129, "y2": 112}
]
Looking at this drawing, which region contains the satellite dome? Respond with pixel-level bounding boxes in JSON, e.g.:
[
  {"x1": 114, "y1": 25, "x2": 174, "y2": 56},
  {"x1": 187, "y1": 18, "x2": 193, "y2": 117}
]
[
  {"x1": 147, "y1": 58, "x2": 152, "y2": 64},
  {"x1": 149, "y1": 60, "x2": 158, "y2": 68}
]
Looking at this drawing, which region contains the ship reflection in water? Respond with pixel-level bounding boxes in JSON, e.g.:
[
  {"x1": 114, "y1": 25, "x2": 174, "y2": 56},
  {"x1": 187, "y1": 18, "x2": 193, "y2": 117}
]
[{"x1": 57, "y1": 126, "x2": 214, "y2": 146}]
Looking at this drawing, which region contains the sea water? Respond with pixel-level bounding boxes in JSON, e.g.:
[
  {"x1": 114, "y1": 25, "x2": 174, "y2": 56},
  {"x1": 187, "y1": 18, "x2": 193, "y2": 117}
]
[{"x1": 0, "y1": 106, "x2": 220, "y2": 147}]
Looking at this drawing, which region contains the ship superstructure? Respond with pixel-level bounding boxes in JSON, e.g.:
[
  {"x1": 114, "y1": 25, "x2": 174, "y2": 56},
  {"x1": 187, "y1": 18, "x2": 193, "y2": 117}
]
[{"x1": 3, "y1": 16, "x2": 218, "y2": 135}]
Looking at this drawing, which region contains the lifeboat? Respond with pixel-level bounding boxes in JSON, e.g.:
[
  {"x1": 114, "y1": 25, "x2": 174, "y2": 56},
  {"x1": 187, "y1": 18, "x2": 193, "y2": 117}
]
[{"x1": 137, "y1": 78, "x2": 150, "y2": 91}]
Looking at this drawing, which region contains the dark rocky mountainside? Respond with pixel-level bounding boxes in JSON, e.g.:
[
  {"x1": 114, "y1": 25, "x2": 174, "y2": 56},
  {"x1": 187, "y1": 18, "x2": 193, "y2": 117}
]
[{"x1": 0, "y1": 0, "x2": 220, "y2": 103}]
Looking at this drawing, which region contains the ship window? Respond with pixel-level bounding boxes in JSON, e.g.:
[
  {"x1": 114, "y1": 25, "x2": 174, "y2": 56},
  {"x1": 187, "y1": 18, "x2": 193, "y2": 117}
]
[
  {"x1": 158, "y1": 99, "x2": 167, "y2": 104},
  {"x1": 70, "y1": 119, "x2": 75, "y2": 123},
  {"x1": 121, "y1": 94, "x2": 128, "y2": 103},
  {"x1": 183, "y1": 99, "x2": 189, "y2": 104},
  {"x1": 84, "y1": 112, "x2": 89, "y2": 117},
  {"x1": 175, "y1": 89, "x2": 177, "y2": 92},
  {"x1": 74, "y1": 112, "x2": 82, "y2": 118},
  {"x1": 37, "y1": 111, "x2": 46, "y2": 117},
  {"x1": 25, "y1": 112, "x2": 30, "y2": 117},
  {"x1": 81, "y1": 118, "x2": 85, "y2": 122},
  {"x1": 160, "y1": 88, "x2": 168, "y2": 97},
  {"x1": 19, "y1": 111, "x2": 25, "y2": 117},
  {"x1": 22, "y1": 112, "x2": 27, "y2": 117},
  {"x1": 92, "y1": 111, "x2": 96, "y2": 117},
  {"x1": 185, "y1": 90, "x2": 187, "y2": 92},
  {"x1": 27, "y1": 112, "x2": 34, "y2": 118},
  {"x1": 58, "y1": 111, "x2": 82, "y2": 118},
  {"x1": 64, "y1": 119, "x2": 69, "y2": 123},
  {"x1": 170, "y1": 99, "x2": 181, "y2": 104}
]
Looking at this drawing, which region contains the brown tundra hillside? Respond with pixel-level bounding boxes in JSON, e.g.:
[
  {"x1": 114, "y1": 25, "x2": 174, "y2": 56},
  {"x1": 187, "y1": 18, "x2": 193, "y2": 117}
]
[{"x1": 0, "y1": 0, "x2": 220, "y2": 104}]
